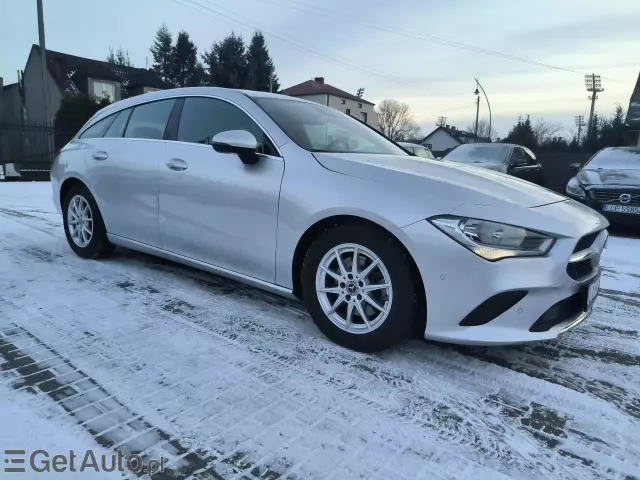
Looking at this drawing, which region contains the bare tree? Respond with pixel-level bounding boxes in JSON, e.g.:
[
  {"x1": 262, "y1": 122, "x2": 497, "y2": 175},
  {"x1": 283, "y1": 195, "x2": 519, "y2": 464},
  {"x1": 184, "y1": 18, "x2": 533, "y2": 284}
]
[
  {"x1": 107, "y1": 46, "x2": 134, "y2": 67},
  {"x1": 465, "y1": 120, "x2": 498, "y2": 141},
  {"x1": 532, "y1": 118, "x2": 564, "y2": 145},
  {"x1": 376, "y1": 99, "x2": 421, "y2": 141}
]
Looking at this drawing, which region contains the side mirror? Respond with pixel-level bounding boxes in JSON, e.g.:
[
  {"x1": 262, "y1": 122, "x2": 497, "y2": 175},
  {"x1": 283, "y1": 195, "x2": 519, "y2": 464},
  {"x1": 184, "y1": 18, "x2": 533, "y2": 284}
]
[
  {"x1": 211, "y1": 130, "x2": 259, "y2": 165},
  {"x1": 569, "y1": 162, "x2": 581, "y2": 171}
]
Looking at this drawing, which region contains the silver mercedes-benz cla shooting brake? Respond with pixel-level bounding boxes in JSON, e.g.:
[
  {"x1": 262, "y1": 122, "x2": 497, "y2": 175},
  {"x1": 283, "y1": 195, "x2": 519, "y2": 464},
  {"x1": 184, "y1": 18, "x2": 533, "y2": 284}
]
[{"x1": 51, "y1": 87, "x2": 609, "y2": 352}]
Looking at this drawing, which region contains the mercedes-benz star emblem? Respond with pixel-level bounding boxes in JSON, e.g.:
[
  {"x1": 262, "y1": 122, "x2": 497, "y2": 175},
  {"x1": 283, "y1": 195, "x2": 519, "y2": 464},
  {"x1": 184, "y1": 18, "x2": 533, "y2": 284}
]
[{"x1": 619, "y1": 193, "x2": 632, "y2": 204}]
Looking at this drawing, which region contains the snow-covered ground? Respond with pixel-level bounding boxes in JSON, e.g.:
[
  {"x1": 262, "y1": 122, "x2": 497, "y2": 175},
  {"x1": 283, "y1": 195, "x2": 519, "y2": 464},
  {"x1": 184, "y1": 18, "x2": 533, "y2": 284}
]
[{"x1": 1, "y1": 181, "x2": 639, "y2": 480}]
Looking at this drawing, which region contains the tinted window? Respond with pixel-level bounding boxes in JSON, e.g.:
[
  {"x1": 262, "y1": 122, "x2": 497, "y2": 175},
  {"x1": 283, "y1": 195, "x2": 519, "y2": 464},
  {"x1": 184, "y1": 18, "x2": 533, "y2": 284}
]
[
  {"x1": 444, "y1": 144, "x2": 510, "y2": 164},
  {"x1": 177, "y1": 97, "x2": 277, "y2": 156},
  {"x1": 79, "y1": 115, "x2": 113, "y2": 139},
  {"x1": 250, "y1": 96, "x2": 406, "y2": 155},
  {"x1": 510, "y1": 148, "x2": 527, "y2": 165},
  {"x1": 103, "y1": 109, "x2": 131, "y2": 138},
  {"x1": 124, "y1": 99, "x2": 175, "y2": 140}
]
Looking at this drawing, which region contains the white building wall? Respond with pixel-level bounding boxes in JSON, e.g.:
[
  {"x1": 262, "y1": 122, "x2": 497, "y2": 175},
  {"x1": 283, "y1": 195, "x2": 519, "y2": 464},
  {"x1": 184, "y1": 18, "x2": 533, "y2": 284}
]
[
  {"x1": 327, "y1": 95, "x2": 377, "y2": 128},
  {"x1": 421, "y1": 129, "x2": 461, "y2": 152}
]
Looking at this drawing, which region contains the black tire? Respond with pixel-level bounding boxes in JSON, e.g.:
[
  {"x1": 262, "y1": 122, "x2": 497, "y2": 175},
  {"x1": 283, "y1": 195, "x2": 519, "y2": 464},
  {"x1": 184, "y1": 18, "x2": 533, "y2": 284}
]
[
  {"x1": 62, "y1": 183, "x2": 115, "y2": 259},
  {"x1": 301, "y1": 222, "x2": 421, "y2": 352}
]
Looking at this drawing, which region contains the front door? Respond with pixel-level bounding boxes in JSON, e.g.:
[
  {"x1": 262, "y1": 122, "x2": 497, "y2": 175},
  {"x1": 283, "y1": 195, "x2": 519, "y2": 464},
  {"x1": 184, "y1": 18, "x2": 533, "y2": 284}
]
[
  {"x1": 158, "y1": 96, "x2": 284, "y2": 283},
  {"x1": 508, "y1": 147, "x2": 542, "y2": 184},
  {"x1": 83, "y1": 98, "x2": 176, "y2": 247}
]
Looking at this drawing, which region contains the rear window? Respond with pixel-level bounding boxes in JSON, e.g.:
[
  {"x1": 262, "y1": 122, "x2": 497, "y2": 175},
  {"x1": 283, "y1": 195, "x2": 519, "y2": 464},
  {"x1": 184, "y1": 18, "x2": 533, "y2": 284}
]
[
  {"x1": 78, "y1": 115, "x2": 113, "y2": 139},
  {"x1": 103, "y1": 109, "x2": 132, "y2": 138},
  {"x1": 444, "y1": 144, "x2": 511, "y2": 164},
  {"x1": 124, "y1": 100, "x2": 176, "y2": 140}
]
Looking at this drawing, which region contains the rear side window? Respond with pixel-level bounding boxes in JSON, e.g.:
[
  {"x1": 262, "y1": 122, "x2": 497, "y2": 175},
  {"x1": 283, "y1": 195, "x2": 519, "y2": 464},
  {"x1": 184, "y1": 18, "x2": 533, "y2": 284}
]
[
  {"x1": 124, "y1": 99, "x2": 176, "y2": 140},
  {"x1": 103, "y1": 109, "x2": 132, "y2": 138},
  {"x1": 177, "y1": 97, "x2": 278, "y2": 156},
  {"x1": 79, "y1": 115, "x2": 113, "y2": 139}
]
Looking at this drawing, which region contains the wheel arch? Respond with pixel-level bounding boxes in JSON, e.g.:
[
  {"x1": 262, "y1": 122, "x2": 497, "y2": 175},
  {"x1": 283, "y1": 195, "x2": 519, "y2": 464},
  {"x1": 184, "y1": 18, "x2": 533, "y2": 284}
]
[
  {"x1": 59, "y1": 177, "x2": 88, "y2": 211},
  {"x1": 291, "y1": 215, "x2": 426, "y2": 331}
]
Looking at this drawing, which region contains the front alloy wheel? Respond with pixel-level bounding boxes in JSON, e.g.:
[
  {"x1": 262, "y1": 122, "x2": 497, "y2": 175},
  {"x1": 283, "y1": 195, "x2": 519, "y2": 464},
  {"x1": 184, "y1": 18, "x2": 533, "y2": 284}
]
[
  {"x1": 302, "y1": 222, "x2": 420, "y2": 352},
  {"x1": 315, "y1": 243, "x2": 393, "y2": 334}
]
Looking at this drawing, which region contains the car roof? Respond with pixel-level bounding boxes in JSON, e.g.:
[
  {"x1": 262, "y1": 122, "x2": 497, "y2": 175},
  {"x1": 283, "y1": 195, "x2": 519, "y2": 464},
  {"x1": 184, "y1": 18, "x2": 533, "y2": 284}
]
[{"x1": 91, "y1": 86, "x2": 318, "y2": 123}]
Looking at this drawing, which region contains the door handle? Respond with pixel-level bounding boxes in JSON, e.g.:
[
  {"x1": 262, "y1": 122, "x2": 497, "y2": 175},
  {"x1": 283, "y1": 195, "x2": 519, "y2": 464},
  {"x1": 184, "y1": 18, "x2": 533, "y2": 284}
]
[
  {"x1": 92, "y1": 151, "x2": 108, "y2": 161},
  {"x1": 166, "y1": 159, "x2": 188, "y2": 171}
]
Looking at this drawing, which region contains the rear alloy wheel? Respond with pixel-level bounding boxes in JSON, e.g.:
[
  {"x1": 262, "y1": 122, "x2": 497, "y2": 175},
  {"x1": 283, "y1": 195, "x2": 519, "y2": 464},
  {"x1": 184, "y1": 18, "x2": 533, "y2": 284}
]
[
  {"x1": 63, "y1": 184, "x2": 115, "y2": 259},
  {"x1": 302, "y1": 223, "x2": 419, "y2": 352}
]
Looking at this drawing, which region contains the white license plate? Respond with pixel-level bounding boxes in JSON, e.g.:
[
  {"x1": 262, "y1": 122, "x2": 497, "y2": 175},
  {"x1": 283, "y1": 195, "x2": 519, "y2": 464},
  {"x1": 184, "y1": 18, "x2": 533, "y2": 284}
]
[
  {"x1": 586, "y1": 275, "x2": 600, "y2": 309},
  {"x1": 603, "y1": 204, "x2": 640, "y2": 215}
]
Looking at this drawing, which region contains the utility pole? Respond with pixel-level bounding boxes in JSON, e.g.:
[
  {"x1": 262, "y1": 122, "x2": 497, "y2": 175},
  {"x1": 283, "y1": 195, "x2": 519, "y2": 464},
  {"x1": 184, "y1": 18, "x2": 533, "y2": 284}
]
[
  {"x1": 269, "y1": 75, "x2": 273, "y2": 93},
  {"x1": 474, "y1": 86, "x2": 480, "y2": 143},
  {"x1": 37, "y1": 0, "x2": 50, "y2": 123},
  {"x1": 436, "y1": 116, "x2": 447, "y2": 127},
  {"x1": 585, "y1": 74, "x2": 603, "y2": 131},
  {"x1": 574, "y1": 115, "x2": 586, "y2": 144}
]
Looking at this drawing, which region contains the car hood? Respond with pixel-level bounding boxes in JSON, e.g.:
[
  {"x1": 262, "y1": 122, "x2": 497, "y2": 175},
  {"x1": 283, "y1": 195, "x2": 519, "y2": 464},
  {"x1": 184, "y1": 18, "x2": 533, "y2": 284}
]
[
  {"x1": 577, "y1": 168, "x2": 640, "y2": 186},
  {"x1": 313, "y1": 153, "x2": 564, "y2": 208}
]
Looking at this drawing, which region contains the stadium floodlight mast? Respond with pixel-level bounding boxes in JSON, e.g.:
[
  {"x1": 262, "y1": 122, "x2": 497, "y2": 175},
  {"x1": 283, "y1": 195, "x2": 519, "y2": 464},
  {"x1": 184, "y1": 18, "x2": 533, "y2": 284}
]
[{"x1": 585, "y1": 74, "x2": 604, "y2": 130}]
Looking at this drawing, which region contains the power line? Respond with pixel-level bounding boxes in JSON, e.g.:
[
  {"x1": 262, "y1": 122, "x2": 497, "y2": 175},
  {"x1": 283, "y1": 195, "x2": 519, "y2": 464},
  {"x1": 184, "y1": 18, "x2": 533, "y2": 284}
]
[
  {"x1": 169, "y1": 0, "x2": 468, "y2": 98},
  {"x1": 247, "y1": 0, "x2": 621, "y2": 81}
]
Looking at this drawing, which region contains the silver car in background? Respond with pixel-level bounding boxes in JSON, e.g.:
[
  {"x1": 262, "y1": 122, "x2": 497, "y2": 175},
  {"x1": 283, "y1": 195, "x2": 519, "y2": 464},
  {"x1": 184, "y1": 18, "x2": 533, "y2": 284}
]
[
  {"x1": 51, "y1": 87, "x2": 608, "y2": 352},
  {"x1": 398, "y1": 141, "x2": 436, "y2": 160}
]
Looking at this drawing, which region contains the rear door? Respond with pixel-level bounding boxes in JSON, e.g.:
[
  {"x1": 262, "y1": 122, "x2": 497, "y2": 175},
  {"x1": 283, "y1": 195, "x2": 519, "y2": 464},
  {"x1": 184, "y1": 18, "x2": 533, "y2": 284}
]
[{"x1": 83, "y1": 98, "x2": 176, "y2": 247}]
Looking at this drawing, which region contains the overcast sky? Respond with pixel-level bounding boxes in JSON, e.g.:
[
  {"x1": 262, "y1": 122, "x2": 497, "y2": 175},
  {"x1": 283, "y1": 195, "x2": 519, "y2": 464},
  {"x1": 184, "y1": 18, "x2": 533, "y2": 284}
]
[{"x1": 1, "y1": 0, "x2": 638, "y2": 138}]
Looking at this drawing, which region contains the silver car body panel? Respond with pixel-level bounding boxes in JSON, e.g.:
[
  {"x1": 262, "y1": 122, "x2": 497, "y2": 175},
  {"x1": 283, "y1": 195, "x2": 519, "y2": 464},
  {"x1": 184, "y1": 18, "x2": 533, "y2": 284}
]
[{"x1": 52, "y1": 87, "x2": 610, "y2": 346}]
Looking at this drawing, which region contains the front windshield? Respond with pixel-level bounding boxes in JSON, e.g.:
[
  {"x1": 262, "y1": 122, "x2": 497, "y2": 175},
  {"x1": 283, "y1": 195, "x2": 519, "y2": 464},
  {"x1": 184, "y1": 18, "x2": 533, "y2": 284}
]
[
  {"x1": 444, "y1": 144, "x2": 511, "y2": 164},
  {"x1": 585, "y1": 148, "x2": 640, "y2": 170},
  {"x1": 250, "y1": 96, "x2": 407, "y2": 155}
]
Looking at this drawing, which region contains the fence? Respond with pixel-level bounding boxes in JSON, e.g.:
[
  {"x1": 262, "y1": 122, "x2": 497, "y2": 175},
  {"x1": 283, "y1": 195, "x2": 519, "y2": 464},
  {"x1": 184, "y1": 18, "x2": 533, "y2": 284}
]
[
  {"x1": 536, "y1": 152, "x2": 593, "y2": 194},
  {"x1": 0, "y1": 121, "x2": 74, "y2": 179}
]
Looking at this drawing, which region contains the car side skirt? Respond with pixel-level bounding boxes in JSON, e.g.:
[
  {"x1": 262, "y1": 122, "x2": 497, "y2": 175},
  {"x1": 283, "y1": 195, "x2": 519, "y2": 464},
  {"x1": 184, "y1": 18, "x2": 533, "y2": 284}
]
[{"x1": 107, "y1": 234, "x2": 298, "y2": 300}]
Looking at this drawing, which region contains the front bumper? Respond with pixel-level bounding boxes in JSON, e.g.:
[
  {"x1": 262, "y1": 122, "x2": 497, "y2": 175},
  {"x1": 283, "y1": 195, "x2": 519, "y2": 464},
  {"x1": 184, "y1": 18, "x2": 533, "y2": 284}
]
[{"x1": 398, "y1": 218, "x2": 606, "y2": 346}]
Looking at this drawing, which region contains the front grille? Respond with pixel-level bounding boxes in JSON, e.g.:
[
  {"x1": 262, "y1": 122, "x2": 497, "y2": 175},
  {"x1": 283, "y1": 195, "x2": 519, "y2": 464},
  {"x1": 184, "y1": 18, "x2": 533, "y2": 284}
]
[
  {"x1": 567, "y1": 259, "x2": 594, "y2": 280},
  {"x1": 572, "y1": 230, "x2": 601, "y2": 254},
  {"x1": 589, "y1": 189, "x2": 640, "y2": 206}
]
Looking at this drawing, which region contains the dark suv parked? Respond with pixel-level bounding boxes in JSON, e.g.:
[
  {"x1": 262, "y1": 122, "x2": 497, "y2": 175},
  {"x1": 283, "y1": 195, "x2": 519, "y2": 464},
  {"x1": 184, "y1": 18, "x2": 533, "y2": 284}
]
[{"x1": 565, "y1": 147, "x2": 640, "y2": 227}]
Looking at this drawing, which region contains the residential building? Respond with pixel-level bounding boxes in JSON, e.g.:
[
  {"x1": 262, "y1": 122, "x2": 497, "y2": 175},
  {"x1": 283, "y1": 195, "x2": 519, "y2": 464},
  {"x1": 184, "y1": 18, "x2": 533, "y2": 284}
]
[
  {"x1": 420, "y1": 125, "x2": 490, "y2": 158},
  {"x1": 281, "y1": 77, "x2": 378, "y2": 129},
  {"x1": 625, "y1": 71, "x2": 640, "y2": 146},
  {"x1": 1, "y1": 45, "x2": 166, "y2": 125}
]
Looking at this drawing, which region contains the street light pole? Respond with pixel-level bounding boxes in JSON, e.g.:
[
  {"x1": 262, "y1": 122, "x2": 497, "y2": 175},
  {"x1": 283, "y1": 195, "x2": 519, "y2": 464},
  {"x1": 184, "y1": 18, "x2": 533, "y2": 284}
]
[
  {"x1": 474, "y1": 87, "x2": 480, "y2": 143},
  {"x1": 475, "y1": 78, "x2": 491, "y2": 141}
]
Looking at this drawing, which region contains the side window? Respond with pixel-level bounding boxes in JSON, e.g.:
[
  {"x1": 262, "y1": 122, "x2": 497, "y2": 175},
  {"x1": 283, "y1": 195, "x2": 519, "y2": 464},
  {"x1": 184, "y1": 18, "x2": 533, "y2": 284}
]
[
  {"x1": 510, "y1": 148, "x2": 527, "y2": 166},
  {"x1": 103, "y1": 109, "x2": 132, "y2": 138},
  {"x1": 124, "y1": 99, "x2": 176, "y2": 140},
  {"x1": 177, "y1": 97, "x2": 278, "y2": 156},
  {"x1": 78, "y1": 115, "x2": 113, "y2": 139}
]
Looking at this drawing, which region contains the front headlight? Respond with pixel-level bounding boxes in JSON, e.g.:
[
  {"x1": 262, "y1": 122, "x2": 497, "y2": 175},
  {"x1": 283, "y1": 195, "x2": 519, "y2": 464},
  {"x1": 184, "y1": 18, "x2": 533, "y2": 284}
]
[
  {"x1": 430, "y1": 216, "x2": 555, "y2": 261},
  {"x1": 566, "y1": 177, "x2": 585, "y2": 199}
]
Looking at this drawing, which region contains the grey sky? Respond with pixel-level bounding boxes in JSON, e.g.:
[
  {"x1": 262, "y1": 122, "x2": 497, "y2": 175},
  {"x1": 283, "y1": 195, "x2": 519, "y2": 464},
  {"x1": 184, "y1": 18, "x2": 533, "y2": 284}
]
[{"x1": 1, "y1": 0, "x2": 638, "y2": 138}]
